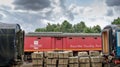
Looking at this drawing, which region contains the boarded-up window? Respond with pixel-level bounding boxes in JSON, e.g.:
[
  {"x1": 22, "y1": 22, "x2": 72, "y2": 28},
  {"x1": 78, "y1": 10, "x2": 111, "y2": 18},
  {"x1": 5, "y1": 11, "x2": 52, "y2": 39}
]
[{"x1": 102, "y1": 31, "x2": 109, "y2": 54}]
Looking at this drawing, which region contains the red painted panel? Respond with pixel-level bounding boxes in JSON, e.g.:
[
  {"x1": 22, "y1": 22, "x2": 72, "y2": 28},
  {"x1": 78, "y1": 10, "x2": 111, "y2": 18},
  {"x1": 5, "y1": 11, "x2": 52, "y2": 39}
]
[
  {"x1": 24, "y1": 35, "x2": 102, "y2": 52},
  {"x1": 63, "y1": 37, "x2": 67, "y2": 49},
  {"x1": 24, "y1": 36, "x2": 52, "y2": 52},
  {"x1": 39, "y1": 37, "x2": 52, "y2": 49},
  {"x1": 65, "y1": 36, "x2": 102, "y2": 51},
  {"x1": 24, "y1": 36, "x2": 37, "y2": 51},
  {"x1": 66, "y1": 37, "x2": 83, "y2": 49},
  {"x1": 54, "y1": 37, "x2": 63, "y2": 50},
  {"x1": 51, "y1": 37, "x2": 55, "y2": 50}
]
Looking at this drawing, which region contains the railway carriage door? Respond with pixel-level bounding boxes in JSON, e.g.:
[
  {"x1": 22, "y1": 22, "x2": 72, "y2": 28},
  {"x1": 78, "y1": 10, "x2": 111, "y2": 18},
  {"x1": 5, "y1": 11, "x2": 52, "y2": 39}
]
[
  {"x1": 102, "y1": 29, "x2": 113, "y2": 55},
  {"x1": 55, "y1": 37, "x2": 63, "y2": 50},
  {"x1": 102, "y1": 30, "x2": 109, "y2": 55},
  {"x1": 116, "y1": 31, "x2": 120, "y2": 57}
]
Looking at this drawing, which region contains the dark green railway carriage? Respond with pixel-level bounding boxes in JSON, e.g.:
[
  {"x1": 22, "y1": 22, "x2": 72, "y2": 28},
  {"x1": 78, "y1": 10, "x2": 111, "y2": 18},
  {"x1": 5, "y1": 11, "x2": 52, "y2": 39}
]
[{"x1": 0, "y1": 22, "x2": 24, "y2": 66}]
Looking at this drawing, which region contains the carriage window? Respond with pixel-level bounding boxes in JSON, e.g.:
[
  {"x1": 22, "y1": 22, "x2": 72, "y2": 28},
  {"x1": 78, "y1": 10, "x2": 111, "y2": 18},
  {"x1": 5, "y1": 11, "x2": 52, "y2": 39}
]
[
  {"x1": 82, "y1": 37, "x2": 85, "y2": 39},
  {"x1": 38, "y1": 37, "x2": 41, "y2": 39},
  {"x1": 69, "y1": 37, "x2": 72, "y2": 39},
  {"x1": 94, "y1": 37, "x2": 97, "y2": 39},
  {"x1": 56, "y1": 37, "x2": 61, "y2": 40}
]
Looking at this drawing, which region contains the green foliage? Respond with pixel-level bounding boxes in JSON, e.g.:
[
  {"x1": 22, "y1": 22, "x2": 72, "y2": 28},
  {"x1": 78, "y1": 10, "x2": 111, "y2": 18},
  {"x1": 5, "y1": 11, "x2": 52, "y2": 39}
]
[
  {"x1": 35, "y1": 28, "x2": 46, "y2": 32},
  {"x1": 54, "y1": 23, "x2": 61, "y2": 32},
  {"x1": 73, "y1": 21, "x2": 86, "y2": 33},
  {"x1": 46, "y1": 23, "x2": 54, "y2": 32},
  {"x1": 35, "y1": 20, "x2": 101, "y2": 33},
  {"x1": 61, "y1": 20, "x2": 73, "y2": 32},
  {"x1": 92, "y1": 25, "x2": 101, "y2": 33},
  {"x1": 83, "y1": 27, "x2": 93, "y2": 33},
  {"x1": 112, "y1": 17, "x2": 120, "y2": 24}
]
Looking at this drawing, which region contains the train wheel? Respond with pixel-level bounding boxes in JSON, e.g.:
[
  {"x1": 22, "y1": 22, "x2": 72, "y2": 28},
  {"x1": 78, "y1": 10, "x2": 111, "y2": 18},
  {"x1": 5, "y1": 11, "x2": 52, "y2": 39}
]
[{"x1": 24, "y1": 55, "x2": 28, "y2": 62}]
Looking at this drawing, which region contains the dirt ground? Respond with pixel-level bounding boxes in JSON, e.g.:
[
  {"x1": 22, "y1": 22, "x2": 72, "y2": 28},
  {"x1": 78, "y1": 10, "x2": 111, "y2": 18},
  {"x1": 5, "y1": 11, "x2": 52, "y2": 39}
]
[
  {"x1": 21, "y1": 62, "x2": 33, "y2": 67},
  {"x1": 12, "y1": 62, "x2": 33, "y2": 67}
]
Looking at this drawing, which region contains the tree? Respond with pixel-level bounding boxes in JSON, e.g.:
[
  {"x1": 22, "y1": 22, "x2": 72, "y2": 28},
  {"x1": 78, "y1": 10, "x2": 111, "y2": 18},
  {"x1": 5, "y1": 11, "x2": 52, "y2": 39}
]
[
  {"x1": 54, "y1": 23, "x2": 61, "y2": 32},
  {"x1": 73, "y1": 21, "x2": 86, "y2": 33},
  {"x1": 35, "y1": 20, "x2": 102, "y2": 33},
  {"x1": 46, "y1": 23, "x2": 54, "y2": 32},
  {"x1": 92, "y1": 25, "x2": 101, "y2": 33},
  {"x1": 112, "y1": 17, "x2": 120, "y2": 24},
  {"x1": 35, "y1": 28, "x2": 46, "y2": 32},
  {"x1": 61, "y1": 20, "x2": 73, "y2": 32},
  {"x1": 83, "y1": 27, "x2": 93, "y2": 33}
]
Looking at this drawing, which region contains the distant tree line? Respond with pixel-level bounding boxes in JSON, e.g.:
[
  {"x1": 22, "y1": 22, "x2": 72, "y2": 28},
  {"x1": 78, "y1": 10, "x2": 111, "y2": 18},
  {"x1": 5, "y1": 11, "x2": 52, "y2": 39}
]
[
  {"x1": 35, "y1": 17, "x2": 120, "y2": 33},
  {"x1": 111, "y1": 17, "x2": 120, "y2": 25},
  {"x1": 35, "y1": 20, "x2": 101, "y2": 33}
]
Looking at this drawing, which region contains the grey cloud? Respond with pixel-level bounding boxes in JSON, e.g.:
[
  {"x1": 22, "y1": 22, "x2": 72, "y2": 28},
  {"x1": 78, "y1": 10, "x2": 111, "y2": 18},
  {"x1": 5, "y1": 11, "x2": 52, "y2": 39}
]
[
  {"x1": 106, "y1": 0, "x2": 120, "y2": 15},
  {"x1": 0, "y1": 14, "x2": 3, "y2": 20},
  {"x1": 115, "y1": 7, "x2": 120, "y2": 14},
  {"x1": 89, "y1": 18, "x2": 96, "y2": 21},
  {"x1": 0, "y1": 5, "x2": 12, "y2": 10},
  {"x1": 0, "y1": 0, "x2": 75, "y2": 32},
  {"x1": 106, "y1": 0, "x2": 120, "y2": 6},
  {"x1": 51, "y1": 0, "x2": 65, "y2": 8},
  {"x1": 58, "y1": 0, "x2": 66, "y2": 9},
  {"x1": 60, "y1": 0, "x2": 74, "y2": 20},
  {"x1": 46, "y1": 0, "x2": 74, "y2": 21},
  {"x1": 106, "y1": 9, "x2": 114, "y2": 16},
  {"x1": 65, "y1": 11, "x2": 74, "y2": 20},
  {"x1": 0, "y1": 8, "x2": 46, "y2": 32},
  {"x1": 13, "y1": 0, "x2": 51, "y2": 11},
  {"x1": 9, "y1": 12, "x2": 46, "y2": 29},
  {"x1": 58, "y1": 0, "x2": 74, "y2": 20},
  {"x1": 13, "y1": 0, "x2": 74, "y2": 20}
]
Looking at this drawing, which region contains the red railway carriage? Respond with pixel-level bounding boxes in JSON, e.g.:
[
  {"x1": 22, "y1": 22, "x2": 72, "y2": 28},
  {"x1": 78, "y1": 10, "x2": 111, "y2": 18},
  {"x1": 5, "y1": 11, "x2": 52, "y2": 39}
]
[
  {"x1": 24, "y1": 32, "x2": 102, "y2": 52},
  {"x1": 24, "y1": 32, "x2": 102, "y2": 61}
]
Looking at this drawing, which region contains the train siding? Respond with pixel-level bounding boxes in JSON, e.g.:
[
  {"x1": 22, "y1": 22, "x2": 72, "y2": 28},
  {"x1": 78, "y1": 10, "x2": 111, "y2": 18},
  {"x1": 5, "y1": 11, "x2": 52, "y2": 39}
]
[{"x1": 24, "y1": 33, "x2": 102, "y2": 52}]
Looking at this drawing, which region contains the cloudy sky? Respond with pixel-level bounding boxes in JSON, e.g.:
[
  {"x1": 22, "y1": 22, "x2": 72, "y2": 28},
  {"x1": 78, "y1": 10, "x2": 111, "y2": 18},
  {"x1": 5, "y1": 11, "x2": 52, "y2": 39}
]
[{"x1": 0, "y1": 0, "x2": 120, "y2": 32}]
